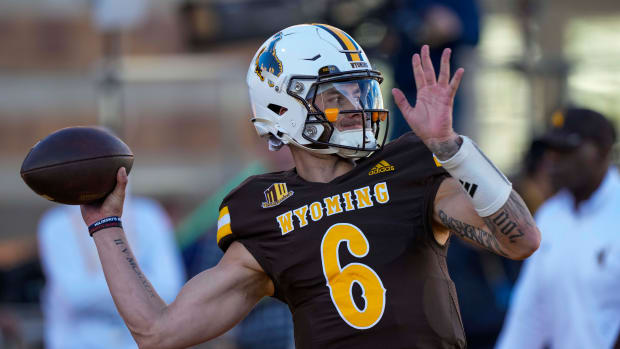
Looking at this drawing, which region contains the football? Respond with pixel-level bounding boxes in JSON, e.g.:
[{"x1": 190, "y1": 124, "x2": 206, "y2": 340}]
[{"x1": 20, "y1": 126, "x2": 134, "y2": 205}]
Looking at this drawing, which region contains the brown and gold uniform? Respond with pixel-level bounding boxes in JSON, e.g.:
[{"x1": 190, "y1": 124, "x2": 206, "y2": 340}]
[{"x1": 217, "y1": 133, "x2": 466, "y2": 348}]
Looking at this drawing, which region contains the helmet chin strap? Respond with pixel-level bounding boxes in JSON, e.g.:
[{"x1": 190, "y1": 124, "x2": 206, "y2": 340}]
[
  {"x1": 283, "y1": 134, "x2": 339, "y2": 155},
  {"x1": 287, "y1": 138, "x2": 373, "y2": 158},
  {"x1": 283, "y1": 129, "x2": 377, "y2": 158},
  {"x1": 332, "y1": 129, "x2": 377, "y2": 158},
  {"x1": 332, "y1": 129, "x2": 377, "y2": 149},
  {"x1": 337, "y1": 148, "x2": 374, "y2": 158}
]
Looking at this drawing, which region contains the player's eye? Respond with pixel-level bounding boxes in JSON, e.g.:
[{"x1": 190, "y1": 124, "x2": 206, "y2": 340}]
[{"x1": 326, "y1": 95, "x2": 342, "y2": 104}]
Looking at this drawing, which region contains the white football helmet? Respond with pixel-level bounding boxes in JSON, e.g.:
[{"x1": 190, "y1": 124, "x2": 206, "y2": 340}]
[{"x1": 247, "y1": 24, "x2": 389, "y2": 158}]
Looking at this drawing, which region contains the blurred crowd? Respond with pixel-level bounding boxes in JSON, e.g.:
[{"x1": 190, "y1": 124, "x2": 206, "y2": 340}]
[{"x1": 1, "y1": 0, "x2": 620, "y2": 348}]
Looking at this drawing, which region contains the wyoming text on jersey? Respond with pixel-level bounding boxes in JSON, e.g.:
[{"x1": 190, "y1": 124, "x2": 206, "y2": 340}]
[{"x1": 275, "y1": 181, "x2": 390, "y2": 235}]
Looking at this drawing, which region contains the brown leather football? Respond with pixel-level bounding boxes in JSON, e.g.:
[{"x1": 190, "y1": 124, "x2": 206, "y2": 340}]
[{"x1": 20, "y1": 126, "x2": 134, "y2": 205}]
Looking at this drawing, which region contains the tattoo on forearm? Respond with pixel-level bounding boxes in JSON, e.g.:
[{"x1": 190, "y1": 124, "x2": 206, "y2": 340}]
[
  {"x1": 438, "y1": 209, "x2": 507, "y2": 256},
  {"x1": 114, "y1": 238, "x2": 156, "y2": 298},
  {"x1": 484, "y1": 192, "x2": 533, "y2": 243},
  {"x1": 430, "y1": 136, "x2": 463, "y2": 160},
  {"x1": 483, "y1": 211, "x2": 523, "y2": 242}
]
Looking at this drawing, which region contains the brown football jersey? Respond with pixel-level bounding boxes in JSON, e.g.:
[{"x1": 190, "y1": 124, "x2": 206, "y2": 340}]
[{"x1": 217, "y1": 132, "x2": 466, "y2": 348}]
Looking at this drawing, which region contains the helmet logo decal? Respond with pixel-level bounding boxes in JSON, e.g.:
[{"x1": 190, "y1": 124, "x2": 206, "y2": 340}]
[
  {"x1": 254, "y1": 32, "x2": 284, "y2": 87},
  {"x1": 313, "y1": 24, "x2": 368, "y2": 68}
]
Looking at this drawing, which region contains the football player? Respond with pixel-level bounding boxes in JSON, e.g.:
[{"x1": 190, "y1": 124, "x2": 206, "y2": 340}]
[{"x1": 81, "y1": 24, "x2": 541, "y2": 348}]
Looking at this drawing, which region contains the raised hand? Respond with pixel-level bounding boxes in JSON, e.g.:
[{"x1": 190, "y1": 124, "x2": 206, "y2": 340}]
[{"x1": 391, "y1": 45, "x2": 464, "y2": 159}]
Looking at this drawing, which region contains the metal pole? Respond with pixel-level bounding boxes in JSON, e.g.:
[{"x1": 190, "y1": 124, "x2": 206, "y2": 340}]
[{"x1": 97, "y1": 30, "x2": 125, "y2": 138}]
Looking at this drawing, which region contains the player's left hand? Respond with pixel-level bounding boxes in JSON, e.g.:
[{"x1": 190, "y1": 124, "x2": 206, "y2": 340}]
[{"x1": 392, "y1": 45, "x2": 464, "y2": 154}]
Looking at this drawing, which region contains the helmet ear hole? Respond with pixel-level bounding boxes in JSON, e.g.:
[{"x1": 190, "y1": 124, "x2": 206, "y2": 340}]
[{"x1": 267, "y1": 104, "x2": 288, "y2": 116}]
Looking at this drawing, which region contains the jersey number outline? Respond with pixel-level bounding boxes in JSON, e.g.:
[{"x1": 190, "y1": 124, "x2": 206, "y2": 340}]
[{"x1": 320, "y1": 223, "x2": 386, "y2": 329}]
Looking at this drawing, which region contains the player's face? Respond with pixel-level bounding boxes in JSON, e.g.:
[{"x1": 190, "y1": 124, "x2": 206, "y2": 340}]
[{"x1": 312, "y1": 82, "x2": 372, "y2": 132}]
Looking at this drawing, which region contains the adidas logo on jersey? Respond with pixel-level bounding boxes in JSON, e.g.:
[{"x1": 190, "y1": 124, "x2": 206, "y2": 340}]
[
  {"x1": 368, "y1": 160, "x2": 395, "y2": 175},
  {"x1": 262, "y1": 183, "x2": 294, "y2": 208}
]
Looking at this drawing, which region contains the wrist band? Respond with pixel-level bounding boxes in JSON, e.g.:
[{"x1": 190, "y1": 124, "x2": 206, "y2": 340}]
[
  {"x1": 435, "y1": 136, "x2": 512, "y2": 217},
  {"x1": 89, "y1": 216, "x2": 122, "y2": 237}
]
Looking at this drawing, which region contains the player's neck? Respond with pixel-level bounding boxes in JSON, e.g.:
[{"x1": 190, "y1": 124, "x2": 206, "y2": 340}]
[{"x1": 289, "y1": 147, "x2": 355, "y2": 183}]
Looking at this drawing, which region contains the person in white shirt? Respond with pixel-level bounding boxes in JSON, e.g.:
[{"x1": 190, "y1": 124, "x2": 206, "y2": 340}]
[
  {"x1": 38, "y1": 193, "x2": 185, "y2": 349},
  {"x1": 496, "y1": 107, "x2": 620, "y2": 349}
]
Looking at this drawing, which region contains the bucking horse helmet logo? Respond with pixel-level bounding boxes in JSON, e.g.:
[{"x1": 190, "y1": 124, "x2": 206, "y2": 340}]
[{"x1": 254, "y1": 32, "x2": 283, "y2": 87}]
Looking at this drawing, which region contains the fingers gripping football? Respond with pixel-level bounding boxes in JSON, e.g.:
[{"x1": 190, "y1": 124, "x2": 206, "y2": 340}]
[
  {"x1": 391, "y1": 45, "x2": 464, "y2": 147},
  {"x1": 81, "y1": 167, "x2": 128, "y2": 227}
]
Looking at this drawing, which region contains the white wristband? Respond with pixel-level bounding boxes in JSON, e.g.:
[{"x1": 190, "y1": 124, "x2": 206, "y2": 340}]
[{"x1": 435, "y1": 136, "x2": 512, "y2": 217}]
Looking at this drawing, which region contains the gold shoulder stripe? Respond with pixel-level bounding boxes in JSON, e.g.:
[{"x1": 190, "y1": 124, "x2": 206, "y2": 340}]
[
  {"x1": 218, "y1": 206, "x2": 229, "y2": 220},
  {"x1": 217, "y1": 206, "x2": 232, "y2": 244}
]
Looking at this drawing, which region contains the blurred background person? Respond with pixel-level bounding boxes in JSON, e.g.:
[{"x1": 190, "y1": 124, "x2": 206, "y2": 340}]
[
  {"x1": 496, "y1": 107, "x2": 620, "y2": 349},
  {"x1": 511, "y1": 137, "x2": 556, "y2": 215},
  {"x1": 384, "y1": 0, "x2": 481, "y2": 138},
  {"x1": 38, "y1": 190, "x2": 185, "y2": 349}
]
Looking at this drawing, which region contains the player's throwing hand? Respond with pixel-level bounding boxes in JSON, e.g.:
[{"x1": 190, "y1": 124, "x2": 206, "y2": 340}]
[
  {"x1": 391, "y1": 45, "x2": 464, "y2": 157},
  {"x1": 80, "y1": 167, "x2": 128, "y2": 227}
]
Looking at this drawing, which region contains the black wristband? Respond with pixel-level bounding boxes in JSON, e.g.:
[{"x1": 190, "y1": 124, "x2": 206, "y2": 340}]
[{"x1": 88, "y1": 216, "x2": 122, "y2": 237}]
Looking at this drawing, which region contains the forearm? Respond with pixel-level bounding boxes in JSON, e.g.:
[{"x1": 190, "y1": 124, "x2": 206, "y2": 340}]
[
  {"x1": 432, "y1": 135, "x2": 541, "y2": 259},
  {"x1": 92, "y1": 227, "x2": 167, "y2": 340},
  {"x1": 482, "y1": 191, "x2": 541, "y2": 259},
  {"x1": 438, "y1": 189, "x2": 540, "y2": 260}
]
